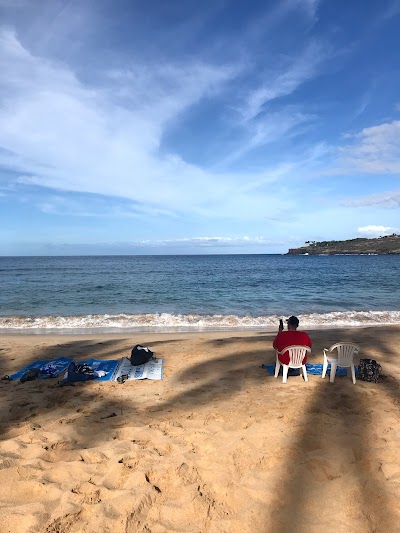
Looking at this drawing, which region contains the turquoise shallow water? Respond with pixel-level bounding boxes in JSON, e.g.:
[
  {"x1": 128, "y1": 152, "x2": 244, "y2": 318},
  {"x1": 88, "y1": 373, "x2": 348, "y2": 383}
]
[{"x1": 0, "y1": 254, "x2": 399, "y2": 331}]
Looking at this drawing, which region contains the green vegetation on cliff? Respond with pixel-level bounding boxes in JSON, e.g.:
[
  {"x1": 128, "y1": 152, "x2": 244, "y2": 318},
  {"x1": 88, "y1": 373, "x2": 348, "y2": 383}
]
[{"x1": 288, "y1": 234, "x2": 400, "y2": 255}]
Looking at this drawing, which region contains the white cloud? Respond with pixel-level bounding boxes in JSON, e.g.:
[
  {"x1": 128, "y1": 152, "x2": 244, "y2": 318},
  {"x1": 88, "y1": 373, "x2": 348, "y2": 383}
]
[
  {"x1": 338, "y1": 120, "x2": 400, "y2": 174},
  {"x1": 0, "y1": 28, "x2": 316, "y2": 223},
  {"x1": 357, "y1": 225, "x2": 396, "y2": 237}
]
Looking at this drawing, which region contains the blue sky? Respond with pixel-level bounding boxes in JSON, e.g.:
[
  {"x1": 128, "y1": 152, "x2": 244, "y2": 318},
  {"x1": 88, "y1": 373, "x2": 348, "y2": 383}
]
[{"x1": 0, "y1": 0, "x2": 399, "y2": 255}]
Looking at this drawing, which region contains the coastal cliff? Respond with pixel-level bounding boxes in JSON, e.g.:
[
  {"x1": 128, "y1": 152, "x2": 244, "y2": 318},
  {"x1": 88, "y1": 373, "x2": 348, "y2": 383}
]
[{"x1": 288, "y1": 234, "x2": 400, "y2": 255}]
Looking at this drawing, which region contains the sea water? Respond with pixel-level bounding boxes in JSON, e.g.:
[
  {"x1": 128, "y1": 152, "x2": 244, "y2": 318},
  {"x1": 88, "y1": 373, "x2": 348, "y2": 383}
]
[{"x1": 0, "y1": 254, "x2": 399, "y2": 332}]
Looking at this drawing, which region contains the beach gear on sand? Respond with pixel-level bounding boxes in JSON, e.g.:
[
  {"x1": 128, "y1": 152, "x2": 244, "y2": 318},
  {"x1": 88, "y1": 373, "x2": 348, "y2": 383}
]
[
  {"x1": 65, "y1": 362, "x2": 96, "y2": 382},
  {"x1": 7, "y1": 355, "x2": 163, "y2": 385},
  {"x1": 322, "y1": 343, "x2": 360, "y2": 384},
  {"x1": 20, "y1": 367, "x2": 41, "y2": 382},
  {"x1": 130, "y1": 345, "x2": 155, "y2": 366},
  {"x1": 357, "y1": 358, "x2": 381, "y2": 383},
  {"x1": 64, "y1": 359, "x2": 120, "y2": 383},
  {"x1": 114, "y1": 357, "x2": 164, "y2": 381},
  {"x1": 8, "y1": 357, "x2": 74, "y2": 381}
]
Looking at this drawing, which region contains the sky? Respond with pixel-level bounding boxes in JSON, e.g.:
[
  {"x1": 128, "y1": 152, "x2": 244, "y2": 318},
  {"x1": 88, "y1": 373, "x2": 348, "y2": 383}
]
[{"x1": 0, "y1": 0, "x2": 400, "y2": 255}]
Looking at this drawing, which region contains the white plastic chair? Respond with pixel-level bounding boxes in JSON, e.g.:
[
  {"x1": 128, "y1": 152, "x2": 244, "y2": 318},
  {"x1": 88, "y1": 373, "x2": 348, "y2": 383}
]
[
  {"x1": 274, "y1": 345, "x2": 311, "y2": 384},
  {"x1": 322, "y1": 343, "x2": 360, "y2": 384}
]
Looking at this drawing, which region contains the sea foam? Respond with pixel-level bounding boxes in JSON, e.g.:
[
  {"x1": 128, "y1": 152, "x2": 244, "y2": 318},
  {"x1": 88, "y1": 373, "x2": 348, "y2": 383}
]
[{"x1": 1, "y1": 310, "x2": 399, "y2": 332}]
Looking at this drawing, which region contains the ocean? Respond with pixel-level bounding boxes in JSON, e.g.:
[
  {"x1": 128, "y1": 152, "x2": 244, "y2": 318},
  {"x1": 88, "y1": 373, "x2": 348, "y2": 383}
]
[{"x1": 0, "y1": 254, "x2": 399, "y2": 333}]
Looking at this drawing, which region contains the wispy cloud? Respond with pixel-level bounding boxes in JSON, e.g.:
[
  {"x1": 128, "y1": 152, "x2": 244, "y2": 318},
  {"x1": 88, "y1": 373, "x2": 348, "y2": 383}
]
[
  {"x1": 352, "y1": 82, "x2": 377, "y2": 119},
  {"x1": 239, "y1": 41, "x2": 326, "y2": 122},
  {"x1": 0, "y1": 27, "x2": 319, "y2": 223},
  {"x1": 29, "y1": 193, "x2": 177, "y2": 219},
  {"x1": 220, "y1": 109, "x2": 314, "y2": 166},
  {"x1": 380, "y1": 0, "x2": 400, "y2": 20},
  {"x1": 139, "y1": 236, "x2": 277, "y2": 248},
  {"x1": 344, "y1": 190, "x2": 400, "y2": 208},
  {"x1": 0, "y1": 29, "x2": 233, "y2": 211}
]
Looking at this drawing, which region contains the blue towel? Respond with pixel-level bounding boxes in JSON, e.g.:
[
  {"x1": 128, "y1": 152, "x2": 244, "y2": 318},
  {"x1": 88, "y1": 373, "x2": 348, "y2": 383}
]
[
  {"x1": 306, "y1": 364, "x2": 355, "y2": 376},
  {"x1": 9, "y1": 357, "x2": 74, "y2": 380},
  {"x1": 262, "y1": 363, "x2": 353, "y2": 377}
]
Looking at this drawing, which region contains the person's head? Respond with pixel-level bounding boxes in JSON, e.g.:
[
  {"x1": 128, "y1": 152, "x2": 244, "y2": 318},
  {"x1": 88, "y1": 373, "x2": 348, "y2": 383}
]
[{"x1": 286, "y1": 315, "x2": 299, "y2": 331}]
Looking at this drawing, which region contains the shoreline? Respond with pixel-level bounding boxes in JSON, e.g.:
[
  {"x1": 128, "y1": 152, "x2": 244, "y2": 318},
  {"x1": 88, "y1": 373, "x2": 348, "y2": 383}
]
[
  {"x1": 2, "y1": 325, "x2": 400, "y2": 370},
  {"x1": 0, "y1": 322, "x2": 390, "y2": 335},
  {"x1": 1, "y1": 318, "x2": 400, "y2": 336},
  {"x1": 1, "y1": 326, "x2": 400, "y2": 531}
]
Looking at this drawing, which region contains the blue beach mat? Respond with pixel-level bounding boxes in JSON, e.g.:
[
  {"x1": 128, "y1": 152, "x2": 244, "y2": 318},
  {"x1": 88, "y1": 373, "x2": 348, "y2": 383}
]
[
  {"x1": 9, "y1": 357, "x2": 74, "y2": 380},
  {"x1": 262, "y1": 363, "x2": 354, "y2": 377}
]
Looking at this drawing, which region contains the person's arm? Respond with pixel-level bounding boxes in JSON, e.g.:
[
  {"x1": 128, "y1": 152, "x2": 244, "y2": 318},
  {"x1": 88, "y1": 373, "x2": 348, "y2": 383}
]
[
  {"x1": 273, "y1": 319, "x2": 284, "y2": 349},
  {"x1": 273, "y1": 332, "x2": 282, "y2": 349}
]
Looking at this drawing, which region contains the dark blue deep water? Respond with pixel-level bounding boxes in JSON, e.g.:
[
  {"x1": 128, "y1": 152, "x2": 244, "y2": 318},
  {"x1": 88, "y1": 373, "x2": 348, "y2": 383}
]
[{"x1": 0, "y1": 255, "x2": 399, "y2": 331}]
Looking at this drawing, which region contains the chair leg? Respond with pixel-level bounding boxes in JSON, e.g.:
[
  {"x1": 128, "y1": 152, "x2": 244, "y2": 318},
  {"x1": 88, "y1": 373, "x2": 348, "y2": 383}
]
[
  {"x1": 322, "y1": 359, "x2": 328, "y2": 379},
  {"x1": 282, "y1": 365, "x2": 289, "y2": 384},
  {"x1": 302, "y1": 365, "x2": 308, "y2": 382},
  {"x1": 274, "y1": 359, "x2": 280, "y2": 378},
  {"x1": 351, "y1": 364, "x2": 356, "y2": 384},
  {"x1": 330, "y1": 363, "x2": 337, "y2": 383}
]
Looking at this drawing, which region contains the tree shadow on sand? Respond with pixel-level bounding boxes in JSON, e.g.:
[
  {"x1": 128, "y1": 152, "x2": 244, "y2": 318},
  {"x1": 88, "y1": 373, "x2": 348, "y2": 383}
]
[
  {"x1": 0, "y1": 338, "x2": 137, "y2": 450},
  {"x1": 0, "y1": 328, "x2": 399, "y2": 531},
  {"x1": 150, "y1": 327, "x2": 400, "y2": 532}
]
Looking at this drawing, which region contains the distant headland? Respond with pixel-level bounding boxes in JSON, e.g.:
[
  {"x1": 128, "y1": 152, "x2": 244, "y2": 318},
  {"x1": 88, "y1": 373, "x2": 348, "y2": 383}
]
[{"x1": 287, "y1": 234, "x2": 400, "y2": 255}]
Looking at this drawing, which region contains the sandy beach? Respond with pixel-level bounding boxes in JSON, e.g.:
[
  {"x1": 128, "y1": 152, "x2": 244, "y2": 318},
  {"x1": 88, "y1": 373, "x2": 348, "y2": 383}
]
[{"x1": 0, "y1": 326, "x2": 399, "y2": 533}]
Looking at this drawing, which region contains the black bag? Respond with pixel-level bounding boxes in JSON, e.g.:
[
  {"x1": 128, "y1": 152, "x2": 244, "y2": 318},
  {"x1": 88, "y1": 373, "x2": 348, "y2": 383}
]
[
  {"x1": 65, "y1": 362, "x2": 96, "y2": 383},
  {"x1": 357, "y1": 358, "x2": 381, "y2": 383},
  {"x1": 130, "y1": 345, "x2": 154, "y2": 366}
]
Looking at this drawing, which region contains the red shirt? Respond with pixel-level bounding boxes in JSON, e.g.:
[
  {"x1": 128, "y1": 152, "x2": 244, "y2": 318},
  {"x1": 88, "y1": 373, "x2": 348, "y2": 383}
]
[{"x1": 273, "y1": 330, "x2": 312, "y2": 365}]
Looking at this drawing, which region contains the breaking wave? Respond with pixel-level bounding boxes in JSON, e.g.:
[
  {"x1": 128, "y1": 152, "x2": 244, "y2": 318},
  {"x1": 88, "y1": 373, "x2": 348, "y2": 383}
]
[{"x1": 1, "y1": 310, "x2": 400, "y2": 333}]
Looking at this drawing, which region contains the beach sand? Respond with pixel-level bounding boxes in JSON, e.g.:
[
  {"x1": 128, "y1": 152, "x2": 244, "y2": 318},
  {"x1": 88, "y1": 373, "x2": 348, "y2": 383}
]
[{"x1": 0, "y1": 326, "x2": 399, "y2": 533}]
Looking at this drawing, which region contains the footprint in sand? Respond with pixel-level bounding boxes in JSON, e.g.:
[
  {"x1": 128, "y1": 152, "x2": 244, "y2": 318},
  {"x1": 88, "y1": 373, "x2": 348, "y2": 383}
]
[{"x1": 72, "y1": 481, "x2": 102, "y2": 504}]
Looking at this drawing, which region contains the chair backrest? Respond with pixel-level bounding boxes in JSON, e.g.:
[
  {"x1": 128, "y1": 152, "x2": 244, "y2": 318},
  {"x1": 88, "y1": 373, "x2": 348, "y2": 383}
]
[
  {"x1": 285, "y1": 345, "x2": 311, "y2": 366},
  {"x1": 329, "y1": 343, "x2": 360, "y2": 365}
]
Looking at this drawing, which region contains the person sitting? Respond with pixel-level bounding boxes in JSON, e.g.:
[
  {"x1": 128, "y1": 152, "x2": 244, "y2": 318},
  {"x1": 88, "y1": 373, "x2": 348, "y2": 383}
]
[{"x1": 273, "y1": 315, "x2": 312, "y2": 365}]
